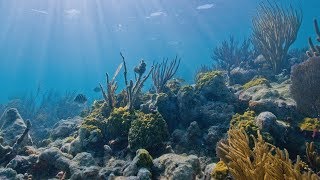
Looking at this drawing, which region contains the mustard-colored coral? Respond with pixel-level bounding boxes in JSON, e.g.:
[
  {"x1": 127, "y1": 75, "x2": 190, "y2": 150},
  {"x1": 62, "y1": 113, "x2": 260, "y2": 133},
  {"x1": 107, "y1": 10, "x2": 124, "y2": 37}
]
[
  {"x1": 211, "y1": 161, "x2": 229, "y2": 180},
  {"x1": 105, "y1": 107, "x2": 136, "y2": 140},
  {"x1": 128, "y1": 112, "x2": 169, "y2": 152},
  {"x1": 230, "y1": 111, "x2": 257, "y2": 135},
  {"x1": 299, "y1": 118, "x2": 320, "y2": 132},
  {"x1": 195, "y1": 71, "x2": 223, "y2": 89},
  {"x1": 217, "y1": 128, "x2": 319, "y2": 180},
  {"x1": 230, "y1": 111, "x2": 273, "y2": 145},
  {"x1": 135, "y1": 149, "x2": 154, "y2": 169},
  {"x1": 242, "y1": 77, "x2": 270, "y2": 90}
]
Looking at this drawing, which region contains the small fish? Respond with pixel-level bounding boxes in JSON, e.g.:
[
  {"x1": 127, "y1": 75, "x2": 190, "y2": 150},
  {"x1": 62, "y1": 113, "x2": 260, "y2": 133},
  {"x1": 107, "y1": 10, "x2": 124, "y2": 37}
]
[
  {"x1": 74, "y1": 94, "x2": 87, "y2": 104},
  {"x1": 93, "y1": 87, "x2": 101, "y2": 93}
]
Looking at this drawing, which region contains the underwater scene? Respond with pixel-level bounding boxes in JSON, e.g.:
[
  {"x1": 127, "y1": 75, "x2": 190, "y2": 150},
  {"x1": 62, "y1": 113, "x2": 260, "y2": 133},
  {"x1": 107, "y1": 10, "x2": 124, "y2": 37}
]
[{"x1": 1, "y1": 0, "x2": 320, "y2": 179}]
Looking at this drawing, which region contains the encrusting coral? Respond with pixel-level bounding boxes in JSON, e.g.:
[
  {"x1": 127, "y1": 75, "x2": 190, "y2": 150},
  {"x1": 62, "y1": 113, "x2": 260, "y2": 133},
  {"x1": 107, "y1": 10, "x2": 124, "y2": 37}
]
[
  {"x1": 105, "y1": 107, "x2": 136, "y2": 140},
  {"x1": 242, "y1": 77, "x2": 270, "y2": 90},
  {"x1": 230, "y1": 111, "x2": 274, "y2": 145},
  {"x1": 216, "y1": 128, "x2": 318, "y2": 180},
  {"x1": 128, "y1": 112, "x2": 169, "y2": 153},
  {"x1": 195, "y1": 71, "x2": 223, "y2": 90},
  {"x1": 299, "y1": 118, "x2": 320, "y2": 132}
]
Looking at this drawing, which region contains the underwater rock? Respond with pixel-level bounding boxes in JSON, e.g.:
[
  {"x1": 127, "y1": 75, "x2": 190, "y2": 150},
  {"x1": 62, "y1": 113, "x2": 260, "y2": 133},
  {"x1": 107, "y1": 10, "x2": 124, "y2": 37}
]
[
  {"x1": 50, "y1": 116, "x2": 82, "y2": 140},
  {"x1": 99, "y1": 158, "x2": 126, "y2": 178},
  {"x1": 155, "y1": 93, "x2": 180, "y2": 132},
  {"x1": 0, "y1": 168, "x2": 18, "y2": 180},
  {"x1": 6, "y1": 155, "x2": 38, "y2": 175},
  {"x1": 69, "y1": 152, "x2": 100, "y2": 180},
  {"x1": 78, "y1": 124, "x2": 104, "y2": 155},
  {"x1": 196, "y1": 101, "x2": 234, "y2": 128},
  {"x1": 37, "y1": 147, "x2": 72, "y2": 175},
  {"x1": 229, "y1": 67, "x2": 258, "y2": 85},
  {"x1": 0, "y1": 144, "x2": 11, "y2": 159},
  {"x1": 255, "y1": 112, "x2": 277, "y2": 132},
  {"x1": 70, "y1": 165, "x2": 100, "y2": 180},
  {"x1": 195, "y1": 71, "x2": 235, "y2": 103},
  {"x1": 103, "y1": 145, "x2": 113, "y2": 162},
  {"x1": 204, "y1": 126, "x2": 225, "y2": 152},
  {"x1": 123, "y1": 149, "x2": 153, "y2": 176},
  {"x1": 186, "y1": 121, "x2": 202, "y2": 142},
  {"x1": 137, "y1": 168, "x2": 152, "y2": 180},
  {"x1": 0, "y1": 108, "x2": 32, "y2": 146},
  {"x1": 72, "y1": 152, "x2": 97, "y2": 167},
  {"x1": 177, "y1": 85, "x2": 201, "y2": 126},
  {"x1": 69, "y1": 137, "x2": 82, "y2": 156},
  {"x1": 153, "y1": 153, "x2": 201, "y2": 180},
  {"x1": 203, "y1": 163, "x2": 216, "y2": 180},
  {"x1": 238, "y1": 81, "x2": 297, "y2": 119},
  {"x1": 249, "y1": 99, "x2": 296, "y2": 120}
]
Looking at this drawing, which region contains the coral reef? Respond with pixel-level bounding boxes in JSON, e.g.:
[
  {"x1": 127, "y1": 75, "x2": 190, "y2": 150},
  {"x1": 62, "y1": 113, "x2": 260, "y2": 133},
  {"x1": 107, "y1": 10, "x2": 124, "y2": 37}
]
[
  {"x1": 152, "y1": 56, "x2": 180, "y2": 93},
  {"x1": 212, "y1": 36, "x2": 254, "y2": 77},
  {"x1": 217, "y1": 128, "x2": 318, "y2": 180},
  {"x1": 211, "y1": 161, "x2": 228, "y2": 180},
  {"x1": 128, "y1": 112, "x2": 169, "y2": 154},
  {"x1": 291, "y1": 56, "x2": 320, "y2": 117},
  {"x1": 153, "y1": 153, "x2": 201, "y2": 180},
  {"x1": 121, "y1": 53, "x2": 154, "y2": 111},
  {"x1": 307, "y1": 19, "x2": 320, "y2": 57},
  {"x1": 242, "y1": 77, "x2": 270, "y2": 90},
  {"x1": 306, "y1": 142, "x2": 320, "y2": 174},
  {"x1": 105, "y1": 107, "x2": 136, "y2": 141},
  {"x1": 1, "y1": 14, "x2": 320, "y2": 179},
  {"x1": 252, "y1": 1, "x2": 302, "y2": 73},
  {"x1": 195, "y1": 71, "x2": 235, "y2": 102}
]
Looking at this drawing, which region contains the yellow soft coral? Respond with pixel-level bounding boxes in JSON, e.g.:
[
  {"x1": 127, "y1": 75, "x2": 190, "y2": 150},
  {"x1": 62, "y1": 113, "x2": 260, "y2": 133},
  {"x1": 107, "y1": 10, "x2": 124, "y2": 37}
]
[
  {"x1": 217, "y1": 128, "x2": 319, "y2": 180},
  {"x1": 211, "y1": 161, "x2": 229, "y2": 180}
]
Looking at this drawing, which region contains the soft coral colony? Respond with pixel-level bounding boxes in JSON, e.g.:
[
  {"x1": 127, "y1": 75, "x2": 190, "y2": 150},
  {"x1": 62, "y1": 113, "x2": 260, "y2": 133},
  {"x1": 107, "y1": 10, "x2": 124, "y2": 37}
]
[{"x1": 1, "y1": 0, "x2": 320, "y2": 180}]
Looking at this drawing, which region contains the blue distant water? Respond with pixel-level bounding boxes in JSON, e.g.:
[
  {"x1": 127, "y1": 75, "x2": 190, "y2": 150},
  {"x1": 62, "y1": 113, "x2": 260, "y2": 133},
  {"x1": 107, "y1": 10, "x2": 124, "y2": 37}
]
[{"x1": 0, "y1": 0, "x2": 319, "y2": 104}]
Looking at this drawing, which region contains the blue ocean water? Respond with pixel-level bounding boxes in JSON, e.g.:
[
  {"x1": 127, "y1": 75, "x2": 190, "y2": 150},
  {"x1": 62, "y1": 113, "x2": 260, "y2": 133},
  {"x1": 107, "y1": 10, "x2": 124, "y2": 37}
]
[{"x1": 0, "y1": 0, "x2": 319, "y2": 104}]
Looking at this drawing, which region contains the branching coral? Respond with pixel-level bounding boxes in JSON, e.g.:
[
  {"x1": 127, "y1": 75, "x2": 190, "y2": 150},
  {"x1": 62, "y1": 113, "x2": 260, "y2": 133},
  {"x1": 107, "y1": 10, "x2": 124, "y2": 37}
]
[
  {"x1": 99, "y1": 63, "x2": 123, "y2": 109},
  {"x1": 306, "y1": 142, "x2": 320, "y2": 173},
  {"x1": 307, "y1": 19, "x2": 320, "y2": 57},
  {"x1": 216, "y1": 128, "x2": 318, "y2": 180},
  {"x1": 212, "y1": 36, "x2": 253, "y2": 77},
  {"x1": 152, "y1": 56, "x2": 180, "y2": 93},
  {"x1": 121, "y1": 53, "x2": 154, "y2": 111},
  {"x1": 252, "y1": 1, "x2": 302, "y2": 74}
]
